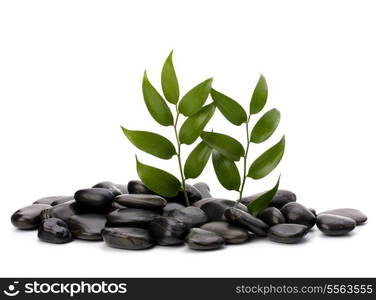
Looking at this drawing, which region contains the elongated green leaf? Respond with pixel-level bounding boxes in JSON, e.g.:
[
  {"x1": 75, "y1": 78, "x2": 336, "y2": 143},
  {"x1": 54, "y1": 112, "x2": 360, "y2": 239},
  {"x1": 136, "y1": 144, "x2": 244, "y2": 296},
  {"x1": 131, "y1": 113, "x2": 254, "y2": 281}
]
[
  {"x1": 250, "y1": 74, "x2": 268, "y2": 115},
  {"x1": 161, "y1": 51, "x2": 179, "y2": 104},
  {"x1": 121, "y1": 127, "x2": 176, "y2": 159},
  {"x1": 201, "y1": 131, "x2": 244, "y2": 161},
  {"x1": 142, "y1": 71, "x2": 174, "y2": 126},
  {"x1": 211, "y1": 88, "x2": 247, "y2": 125},
  {"x1": 250, "y1": 108, "x2": 281, "y2": 143},
  {"x1": 136, "y1": 157, "x2": 181, "y2": 197},
  {"x1": 248, "y1": 136, "x2": 285, "y2": 179},
  {"x1": 248, "y1": 176, "x2": 280, "y2": 216},
  {"x1": 184, "y1": 141, "x2": 212, "y2": 179},
  {"x1": 212, "y1": 150, "x2": 240, "y2": 191},
  {"x1": 179, "y1": 103, "x2": 216, "y2": 145},
  {"x1": 178, "y1": 78, "x2": 213, "y2": 116}
]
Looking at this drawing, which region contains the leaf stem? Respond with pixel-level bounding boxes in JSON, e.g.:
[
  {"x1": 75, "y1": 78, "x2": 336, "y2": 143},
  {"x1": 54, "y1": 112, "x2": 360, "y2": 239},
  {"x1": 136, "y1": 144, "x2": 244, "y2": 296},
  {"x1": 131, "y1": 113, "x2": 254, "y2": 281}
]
[
  {"x1": 238, "y1": 119, "x2": 251, "y2": 203},
  {"x1": 173, "y1": 105, "x2": 190, "y2": 207}
]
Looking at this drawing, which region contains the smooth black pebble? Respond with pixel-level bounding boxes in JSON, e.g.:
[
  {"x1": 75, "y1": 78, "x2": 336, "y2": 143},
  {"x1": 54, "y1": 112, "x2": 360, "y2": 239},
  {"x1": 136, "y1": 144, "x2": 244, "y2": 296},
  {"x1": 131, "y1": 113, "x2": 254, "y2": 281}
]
[
  {"x1": 41, "y1": 200, "x2": 82, "y2": 222},
  {"x1": 258, "y1": 207, "x2": 286, "y2": 227},
  {"x1": 74, "y1": 188, "x2": 114, "y2": 212},
  {"x1": 163, "y1": 202, "x2": 185, "y2": 216},
  {"x1": 149, "y1": 216, "x2": 187, "y2": 246},
  {"x1": 107, "y1": 208, "x2": 160, "y2": 227},
  {"x1": 92, "y1": 181, "x2": 122, "y2": 196},
  {"x1": 11, "y1": 204, "x2": 51, "y2": 230},
  {"x1": 201, "y1": 199, "x2": 248, "y2": 221},
  {"x1": 115, "y1": 184, "x2": 128, "y2": 194},
  {"x1": 38, "y1": 218, "x2": 72, "y2": 244},
  {"x1": 102, "y1": 227, "x2": 154, "y2": 250},
  {"x1": 185, "y1": 228, "x2": 225, "y2": 250},
  {"x1": 268, "y1": 224, "x2": 308, "y2": 244},
  {"x1": 200, "y1": 221, "x2": 249, "y2": 244},
  {"x1": 316, "y1": 214, "x2": 356, "y2": 236},
  {"x1": 33, "y1": 196, "x2": 73, "y2": 206},
  {"x1": 280, "y1": 202, "x2": 316, "y2": 228},
  {"x1": 318, "y1": 208, "x2": 367, "y2": 225},
  {"x1": 193, "y1": 182, "x2": 212, "y2": 198},
  {"x1": 241, "y1": 190, "x2": 296, "y2": 209},
  {"x1": 115, "y1": 194, "x2": 167, "y2": 210},
  {"x1": 169, "y1": 206, "x2": 208, "y2": 228},
  {"x1": 67, "y1": 214, "x2": 107, "y2": 241}
]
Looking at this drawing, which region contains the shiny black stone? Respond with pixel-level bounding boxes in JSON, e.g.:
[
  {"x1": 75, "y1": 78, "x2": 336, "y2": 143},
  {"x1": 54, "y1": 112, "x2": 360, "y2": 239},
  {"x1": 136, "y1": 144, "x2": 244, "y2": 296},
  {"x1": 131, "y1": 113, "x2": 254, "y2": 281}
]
[
  {"x1": 224, "y1": 207, "x2": 269, "y2": 236},
  {"x1": 92, "y1": 181, "x2": 122, "y2": 196},
  {"x1": 200, "y1": 199, "x2": 248, "y2": 221},
  {"x1": 193, "y1": 182, "x2": 212, "y2": 198},
  {"x1": 115, "y1": 194, "x2": 167, "y2": 210},
  {"x1": 67, "y1": 213, "x2": 107, "y2": 241},
  {"x1": 107, "y1": 208, "x2": 160, "y2": 227},
  {"x1": 316, "y1": 214, "x2": 356, "y2": 236},
  {"x1": 280, "y1": 202, "x2": 316, "y2": 228},
  {"x1": 258, "y1": 207, "x2": 286, "y2": 227},
  {"x1": 11, "y1": 204, "x2": 51, "y2": 230},
  {"x1": 115, "y1": 184, "x2": 128, "y2": 194},
  {"x1": 74, "y1": 188, "x2": 114, "y2": 212},
  {"x1": 162, "y1": 202, "x2": 185, "y2": 216},
  {"x1": 41, "y1": 200, "x2": 82, "y2": 222},
  {"x1": 241, "y1": 189, "x2": 296, "y2": 209},
  {"x1": 200, "y1": 221, "x2": 249, "y2": 244},
  {"x1": 102, "y1": 227, "x2": 154, "y2": 250},
  {"x1": 318, "y1": 208, "x2": 367, "y2": 225},
  {"x1": 185, "y1": 228, "x2": 225, "y2": 250},
  {"x1": 268, "y1": 224, "x2": 308, "y2": 244},
  {"x1": 149, "y1": 216, "x2": 187, "y2": 246},
  {"x1": 33, "y1": 196, "x2": 73, "y2": 206},
  {"x1": 169, "y1": 207, "x2": 208, "y2": 228},
  {"x1": 38, "y1": 218, "x2": 72, "y2": 244}
]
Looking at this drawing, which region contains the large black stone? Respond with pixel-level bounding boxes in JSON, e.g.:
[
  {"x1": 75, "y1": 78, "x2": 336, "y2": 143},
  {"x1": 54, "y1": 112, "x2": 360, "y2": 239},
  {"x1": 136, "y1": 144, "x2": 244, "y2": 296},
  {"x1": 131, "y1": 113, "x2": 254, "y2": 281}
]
[
  {"x1": 200, "y1": 221, "x2": 249, "y2": 244},
  {"x1": 74, "y1": 188, "x2": 114, "y2": 212},
  {"x1": 258, "y1": 207, "x2": 286, "y2": 227},
  {"x1": 11, "y1": 204, "x2": 51, "y2": 230},
  {"x1": 67, "y1": 213, "x2": 107, "y2": 241},
  {"x1": 280, "y1": 202, "x2": 316, "y2": 228},
  {"x1": 241, "y1": 190, "x2": 296, "y2": 209},
  {"x1": 115, "y1": 194, "x2": 167, "y2": 210},
  {"x1": 193, "y1": 182, "x2": 212, "y2": 198},
  {"x1": 38, "y1": 218, "x2": 72, "y2": 244},
  {"x1": 107, "y1": 208, "x2": 160, "y2": 227},
  {"x1": 162, "y1": 203, "x2": 185, "y2": 216},
  {"x1": 318, "y1": 208, "x2": 367, "y2": 225},
  {"x1": 316, "y1": 214, "x2": 356, "y2": 236},
  {"x1": 224, "y1": 207, "x2": 269, "y2": 236},
  {"x1": 102, "y1": 227, "x2": 154, "y2": 250},
  {"x1": 149, "y1": 216, "x2": 187, "y2": 246},
  {"x1": 92, "y1": 181, "x2": 122, "y2": 196},
  {"x1": 268, "y1": 224, "x2": 308, "y2": 244},
  {"x1": 200, "y1": 199, "x2": 248, "y2": 221},
  {"x1": 169, "y1": 207, "x2": 208, "y2": 228},
  {"x1": 185, "y1": 228, "x2": 225, "y2": 250},
  {"x1": 114, "y1": 184, "x2": 128, "y2": 194},
  {"x1": 41, "y1": 200, "x2": 82, "y2": 222}
]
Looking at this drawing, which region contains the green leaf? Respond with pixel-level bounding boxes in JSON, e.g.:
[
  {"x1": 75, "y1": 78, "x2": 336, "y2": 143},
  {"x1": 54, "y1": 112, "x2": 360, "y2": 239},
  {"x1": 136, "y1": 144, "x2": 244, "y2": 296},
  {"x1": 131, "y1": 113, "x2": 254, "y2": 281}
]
[
  {"x1": 250, "y1": 74, "x2": 268, "y2": 115},
  {"x1": 212, "y1": 150, "x2": 240, "y2": 191},
  {"x1": 201, "y1": 131, "x2": 244, "y2": 161},
  {"x1": 210, "y1": 88, "x2": 247, "y2": 125},
  {"x1": 142, "y1": 71, "x2": 174, "y2": 126},
  {"x1": 248, "y1": 176, "x2": 280, "y2": 216},
  {"x1": 184, "y1": 141, "x2": 212, "y2": 179},
  {"x1": 121, "y1": 127, "x2": 176, "y2": 159},
  {"x1": 178, "y1": 78, "x2": 213, "y2": 116},
  {"x1": 136, "y1": 157, "x2": 181, "y2": 197},
  {"x1": 161, "y1": 51, "x2": 179, "y2": 104},
  {"x1": 179, "y1": 103, "x2": 216, "y2": 145},
  {"x1": 248, "y1": 136, "x2": 285, "y2": 179},
  {"x1": 250, "y1": 108, "x2": 281, "y2": 143}
]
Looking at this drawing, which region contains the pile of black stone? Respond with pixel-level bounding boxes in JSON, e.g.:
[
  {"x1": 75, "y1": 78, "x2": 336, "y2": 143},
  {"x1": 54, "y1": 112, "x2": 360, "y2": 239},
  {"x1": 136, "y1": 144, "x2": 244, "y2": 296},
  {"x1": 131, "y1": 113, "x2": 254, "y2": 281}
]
[{"x1": 11, "y1": 181, "x2": 367, "y2": 250}]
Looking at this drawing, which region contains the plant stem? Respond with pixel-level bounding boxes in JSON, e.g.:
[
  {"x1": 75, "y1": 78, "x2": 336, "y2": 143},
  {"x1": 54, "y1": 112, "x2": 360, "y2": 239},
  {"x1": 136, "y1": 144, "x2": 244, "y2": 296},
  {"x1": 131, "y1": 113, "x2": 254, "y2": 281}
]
[
  {"x1": 238, "y1": 120, "x2": 251, "y2": 203},
  {"x1": 173, "y1": 105, "x2": 190, "y2": 207}
]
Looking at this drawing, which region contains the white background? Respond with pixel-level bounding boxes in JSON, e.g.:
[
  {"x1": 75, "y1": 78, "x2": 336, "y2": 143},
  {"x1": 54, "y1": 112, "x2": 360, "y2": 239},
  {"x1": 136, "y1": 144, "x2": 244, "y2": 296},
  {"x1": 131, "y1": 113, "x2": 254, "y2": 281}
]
[{"x1": 1, "y1": 0, "x2": 375, "y2": 277}]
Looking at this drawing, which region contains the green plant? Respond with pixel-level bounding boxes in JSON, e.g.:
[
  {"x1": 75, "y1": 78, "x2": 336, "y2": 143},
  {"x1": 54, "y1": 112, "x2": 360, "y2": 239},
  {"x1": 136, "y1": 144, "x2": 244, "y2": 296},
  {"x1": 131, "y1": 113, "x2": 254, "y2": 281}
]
[
  {"x1": 121, "y1": 51, "x2": 215, "y2": 206},
  {"x1": 200, "y1": 75, "x2": 285, "y2": 215}
]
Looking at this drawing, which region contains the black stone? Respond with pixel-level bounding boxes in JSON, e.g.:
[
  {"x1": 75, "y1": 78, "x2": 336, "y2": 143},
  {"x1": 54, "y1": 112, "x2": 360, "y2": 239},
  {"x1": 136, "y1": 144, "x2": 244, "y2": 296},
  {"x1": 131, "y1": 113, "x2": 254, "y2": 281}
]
[
  {"x1": 200, "y1": 221, "x2": 249, "y2": 244},
  {"x1": 115, "y1": 194, "x2": 167, "y2": 210},
  {"x1": 127, "y1": 180, "x2": 155, "y2": 195},
  {"x1": 92, "y1": 181, "x2": 122, "y2": 196},
  {"x1": 149, "y1": 216, "x2": 187, "y2": 246},
  {"x1": 111, "y1": 201, "x2": 126, "y2": 211},
  {"x1": 318, "y1": 208, "x2": 367, "y2": 225},
  {"x1": 201, "y1": 199, "x2": 248, "y2": 221},
  {"x1": 114, "y1": 184, "x2": 128, "y2": 194},
  {"x1": 316, "y1": 214, "x2": 356, "y2": 236},
  {"x1": 241, "y1": 189, "x2": 296, "y2": 209},
  {"x1": 192, "y1": 197, "x2": 217, "y2": 208},
  {"x1": 41, "y1": 200, "x2": 82, "y2": 222},
  {"x1": 11, "y1": 204, "x2": 51, "y2": 230},
  {"x1": 107, "y1": 208, "x2": 160, "y2": 227},
  {"x1": 67, "y1": 213, "x2": 107, "y2": 241},
  {"x1": 169, "y1": 207, "x2": 208, "y2": 228},
  {"x1": 224, "y1": 207, "x2": 269, "y2": 236},
  {"x1": 74, "y1": 188, "x2": 114, "y2": 212},
  {"x1": 185, "y1": 228, "x2": 225, "y2": 250},
  {"x1": 308, "y1": 208, "x2": 317, "y2": 216},
  {"x1": 38, "y1": 218, "x2": 72, "y2": 244},
  {"x1": 280, "y1": 202, "x2": 316, "y2": 228},
  {"x1": 268, "y1": 224, "x2": 308, "y2": 244},
  {"x1": 193, "y1": 182, "x2": 212, "y2": 198},
  {"x1": 258, "y1": 207, "x2": 286, "y2": 227},
  {"x1": 162, "y1": 202, "x2": 185, "y2": 216},
  {"x1": 33, "y1": 196, "x2": 73, "y2": 206},
  {"x1": 102, "y1": 227, "x2": 154, "y2": 250}
]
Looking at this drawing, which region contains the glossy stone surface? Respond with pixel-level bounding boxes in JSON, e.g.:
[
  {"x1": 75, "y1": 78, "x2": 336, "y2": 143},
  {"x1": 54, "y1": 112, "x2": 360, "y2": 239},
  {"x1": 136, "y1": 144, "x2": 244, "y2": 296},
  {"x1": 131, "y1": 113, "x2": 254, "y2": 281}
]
[
  {"x1": 41, "y1": 200, "x2": 82, "y2": 222},
  {"x1": 193, "y1": 182, "x2": 212, "y2": 198},
  {"x1": 74, "y1": 188, "x2": 114, "y2": 212},
  {"x1": 149, "y1": 216, "x2": 187, "y2": 246},
  {"x1": 115, "y1": 194, "x2": 167, "y2": 210},
  {"x1": 192, "y1": 197, "x2": 217, "y2": 208},
  {"x1": 11, "y1": 204, "x2": 51, "y2": 230},
  {"x1": 115, "y1": 184, "x2": 128, "y2": 194},
  {"x1": 169, "y1": 206, "x2": 208, "y2": 228},
  {"x1": 318, "y1": 208, "x2": 367, "y2": 225},
  {"x1": 200, "y1": 221, "x2": 249, "y2": 244},
  {"x1": 258, "y1": 207, "x2": 286, "y2": 227},
  {"x1": 67, "y1": 213, "x2": 107, "y2": 241},
  {"x1": 316, "y1": 214, "x2": 356, "y2": 236},
  {"x1": 201, "y1": 199, "x2": 248, "y2": 221},
  {"x1": 241, "y1": 189, "x2": 296, "y2": 209},
  {"x1": 268, "y1": 224, "x2": 308, "y2": 244},
  {"x1": 224, "y1": 208, "x2": 269, "y2": 236},
  {"x1": 185, "y1": 228, "x2": 225, "y2": 250},
  {"x1": 33, "y1": 196, "x2": 73, "y2": 206},
  {"x1": 38, "y1": 218, "x2": 72, "y2": 244},
  {"x1": 102, "y1": 227, "x2": 154, "y2": 250},
  {"x1": 111, "y1": 201, "x2": 126, "y2": 211},
  {"x1": 92, "y1": 181, "x2": 122, "y2": 196},
  {"x1": 162, "y1": 202, "x2": 185, "y2": 216},
  {"x1": 280, "y1": 202, "x2": 316, "y2": 228},
  {"x1": 107, "y1": 208, "x2": 160, "y2": 227},
  {"x1": 127, "y1": 180, "x2": 155, "y2": 195}
]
